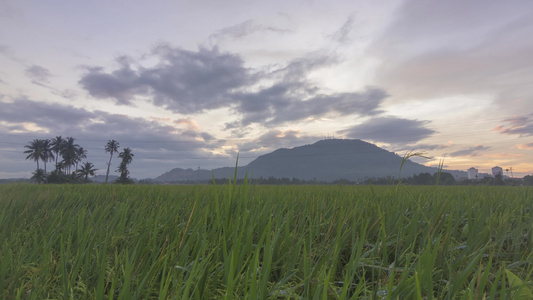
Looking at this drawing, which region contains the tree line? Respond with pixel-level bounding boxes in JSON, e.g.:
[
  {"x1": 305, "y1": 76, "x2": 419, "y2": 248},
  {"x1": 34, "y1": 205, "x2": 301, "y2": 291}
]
[{"x1": 24, "y1": 137, "x2": 134, "y2": 184}]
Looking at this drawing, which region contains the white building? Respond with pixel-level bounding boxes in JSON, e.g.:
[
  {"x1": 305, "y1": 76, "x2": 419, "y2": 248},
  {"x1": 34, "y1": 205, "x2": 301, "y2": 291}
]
[
  {"x1": 467, "y1": 167, "x2": 479, "y2": 180},
  {"x1": 492, "y1": 166, "x2": 503, "y2": 177}
]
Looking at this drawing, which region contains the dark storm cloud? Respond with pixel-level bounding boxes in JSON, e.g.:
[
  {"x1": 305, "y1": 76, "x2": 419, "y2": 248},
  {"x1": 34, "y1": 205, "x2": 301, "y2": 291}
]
[
  {"x1": 80, "y1": 45, "x2": 387, "y2": 128},
  {"x1": 493, "y1": 114, "x2": 533, "y2": 136},
  {"x1": 448, "y1": 145, "x2": 491, "y2": 157},
  {"x1": 26, "y1": 65, "x2": 51, "y2": 83},
  {"x1": 340, "y1": 116, "x2": 435, "y2": 144}
]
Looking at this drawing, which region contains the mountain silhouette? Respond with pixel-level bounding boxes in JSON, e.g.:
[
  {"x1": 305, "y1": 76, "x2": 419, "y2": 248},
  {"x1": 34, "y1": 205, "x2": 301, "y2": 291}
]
[{"x1": 155, "y1": 139, "x2": 464, "y2": 182}]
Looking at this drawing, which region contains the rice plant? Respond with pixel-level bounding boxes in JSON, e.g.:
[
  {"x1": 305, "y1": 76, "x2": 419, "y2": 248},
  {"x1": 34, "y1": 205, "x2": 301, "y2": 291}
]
[{"x1": 1, "y1": 183, "x2": 532, "y2": 299}]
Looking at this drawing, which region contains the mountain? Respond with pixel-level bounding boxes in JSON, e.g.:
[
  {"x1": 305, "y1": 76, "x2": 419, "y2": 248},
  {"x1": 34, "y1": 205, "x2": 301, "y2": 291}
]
[
  {"x1": 155, "y1": 167, "x2": 211, "y2": 183},
  {"x1": 155, "y1": 139, "x2": 466, "y2": 183}
]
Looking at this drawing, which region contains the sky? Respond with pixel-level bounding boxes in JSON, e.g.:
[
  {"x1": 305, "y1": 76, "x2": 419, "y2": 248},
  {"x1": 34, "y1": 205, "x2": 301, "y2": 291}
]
[{"x1": 1, "y1": 0, "x2": 532, "y2": 180}]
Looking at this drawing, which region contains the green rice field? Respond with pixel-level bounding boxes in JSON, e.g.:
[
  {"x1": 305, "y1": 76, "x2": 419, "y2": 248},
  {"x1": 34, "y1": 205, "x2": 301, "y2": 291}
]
[{"x1": 1, "y1": 182, "x2": 532, "y2": 299}]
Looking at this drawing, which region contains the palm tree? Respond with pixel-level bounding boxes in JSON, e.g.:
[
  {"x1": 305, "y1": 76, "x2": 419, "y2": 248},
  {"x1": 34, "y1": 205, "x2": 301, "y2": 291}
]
[
  {"x1": 105, "y1": 140, "x2": 120, "y2": 183},
  {"x1": 61, "y1": 137, "x2": 79, "y2": 174},
  {"x1": 51, "y1": 136, "x2": 65, "y2": 171},
  {"x1": 41, "y1": 139, "x2": 54, "y2": 174},
  {"x1": 77, "y1": 162, "x2": 97, "y2": 181},
  {"x1": 116, "y1": 161, "x2": 130, "y2": 181},
  {"x1": 31, "y1": 168, "x2": 46, "y2": 184},
  {"x1": 116, "y1": 147, "x2": 134, "y2": 183},
  {"x1": 74, "y1": 147, "x2": 87, "y2": 171},
  {"x1": 118, "y1": 147, "x2": 134, "y2": 165},
  {"x1": 24, "y1": 139, "x2": 45, "y2": 170}
]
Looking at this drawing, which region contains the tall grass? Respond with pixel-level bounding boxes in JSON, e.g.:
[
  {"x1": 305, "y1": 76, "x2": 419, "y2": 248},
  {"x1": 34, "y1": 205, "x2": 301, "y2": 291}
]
[{"x1": 1, "y1": 183, "x2": 532, "y2": 299}]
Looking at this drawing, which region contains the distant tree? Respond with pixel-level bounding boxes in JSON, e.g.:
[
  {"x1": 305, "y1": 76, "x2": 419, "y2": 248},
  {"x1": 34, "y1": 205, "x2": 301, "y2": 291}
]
[
  {"x1": 118, "y1": 147, "x2": 134, "y2": 166},
  {"x1": 412, "y1": 173, "x2": 433, "y2": 185},
  {"x1": 50, "y1": 136, "x2": 65, "y2": 171},
  {"x1": 437, "y1": 172, "x2": 456, "y2": 185},
  {"x1": 41, "y1": 139, "x2": 54, "y2": 174},
  {"x1": 105, "y1": 140, "x2": 120, "y2": 184},
  {"x1": 24, "y1": 139, "x2": 46, "y2": 170},
  {"x1": 74, "y1": 147, "x2": 87, "y2": 171},
  {"x1": 61, "y1": 137, "x2": 80, "y2": 174},
  {"x1": 77, "y1": 162, "x2": 97, "y2": 182},
  {"x1": 115, "y1": 147, "x2": 134, "y2": 184},
  {"x1": 524, "y1": 175, "x2": 533, "y2": 186},
  {"x1": 31, "y1": 168, "x2": 46, "y2": 184},
  {"x1": 47, "y1": 169, "x2": 68, "y2": 184},
  {"x1": 493, "y1": 173, "x2": 505, "y2": 185}
]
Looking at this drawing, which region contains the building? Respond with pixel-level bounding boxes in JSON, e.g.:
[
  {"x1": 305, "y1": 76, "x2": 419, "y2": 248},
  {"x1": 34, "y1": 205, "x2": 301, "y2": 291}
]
[
  {"x1": 467, "y1": 167, "x2": 479, "y2": 180},
  {"x1": 492, "y1": 166, "x2": 503, "y2": 177}
]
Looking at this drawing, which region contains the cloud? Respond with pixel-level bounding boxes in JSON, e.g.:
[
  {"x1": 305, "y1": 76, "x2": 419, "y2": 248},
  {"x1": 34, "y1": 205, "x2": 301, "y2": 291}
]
[
  {"x1": 328, "y1": 14, "x2": 357, "y2": 44},
  {"x1": 486, "y1": 153, "x2": 523, "y2": 159},
  {"x1": 517, "y1": 142, "x2": 533, "y2": 149},
  {"x1": 448, "y1": 145, "x2": 491, "y2": 157},
  {"x1": 493, "y1": 114, "x2": 533, "y2": 136},
  {"x1": 407, "y1": 143, "x2": 450, "y2": 151},
  {"x1": 232, "y1": 54, "x2": 386, "y2": 127},
  {"x1": 0, "y1": 97, "x2": 94, "y2": 132},
  {"x1": 0, "y1": 45, "x2": 9, "y2": 54},
  {"x1": 391, "y1": 143, "x2": 451, "y2": 155},
  {"x1": 0, "y1": 1, "x2": 22, "y2": 18},
  {"x1": 26, "y1": 65, "x2": 51, "y2": 83},
  {"x1": 80, "y1": 46, "x2": 253, "y2": 110},
  {"x1": 339, "y1": 116, "x2": 435, "y2": 144},
  {"x1": 236, "y1": 129, "x2": 322, "y2": 153},
  {"x1": 78, "y1": 66, "x2": 141, "y2": 105},
  {"x1": 209, "y1": 20, "x2": 290, "y2": 44},
  {"x1": 370, "y1": 0, "x2": 533, "y2": 106},
  {"x1": 233, "y1": 84, "x2": 386, "y2": 127},
  {"x1": 0, "y1": 97, "x2": 223, "y2": 166},
  {"x1": 80, "y1": 45, "x2": 388, "y2": 128}
]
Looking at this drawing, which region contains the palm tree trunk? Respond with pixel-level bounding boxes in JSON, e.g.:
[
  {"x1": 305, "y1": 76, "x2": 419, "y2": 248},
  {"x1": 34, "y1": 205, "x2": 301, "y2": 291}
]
[{"x1": 105, "y1": 153, "x2": 113, "y2": 183}]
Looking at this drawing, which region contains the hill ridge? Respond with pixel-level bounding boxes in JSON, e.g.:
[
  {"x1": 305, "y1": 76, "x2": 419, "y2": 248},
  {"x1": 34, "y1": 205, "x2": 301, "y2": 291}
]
[{"x1": 155, "y1": 139, "x2": 465, "y2": 182}]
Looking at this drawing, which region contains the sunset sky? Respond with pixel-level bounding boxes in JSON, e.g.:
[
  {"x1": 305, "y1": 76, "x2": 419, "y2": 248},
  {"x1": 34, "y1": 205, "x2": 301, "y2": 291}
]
[{"x1": 1, "y1": 0, "x2": 532, "y2": 179}]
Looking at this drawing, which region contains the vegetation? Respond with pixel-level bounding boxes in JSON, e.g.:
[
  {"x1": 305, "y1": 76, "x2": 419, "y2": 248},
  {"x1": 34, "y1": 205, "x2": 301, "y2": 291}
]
[
  {"x1": 1, "y1": 181, "x2": 532, "y2": 298},
  {"x1": 29, "y1": 168, "x2": 46, "y2": 184},
  {"x1": 115, "y1": 147, "x2": 134, "y2": 184},
  {"x1": 207, "y1": 172, "x2": 532, "y2": 187},
  {"x1": 105, "y1": 140, "x2": 120, "y2": 184},
  {"x1": 77, "y1": 162, "x2": 98, "y2": 182},
  {"x1": 23, "y1": 139, "x2": 47, "y2": 170},
  {"x1": 22, "y1": 137, "x2": 133, "y2": 184}
]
